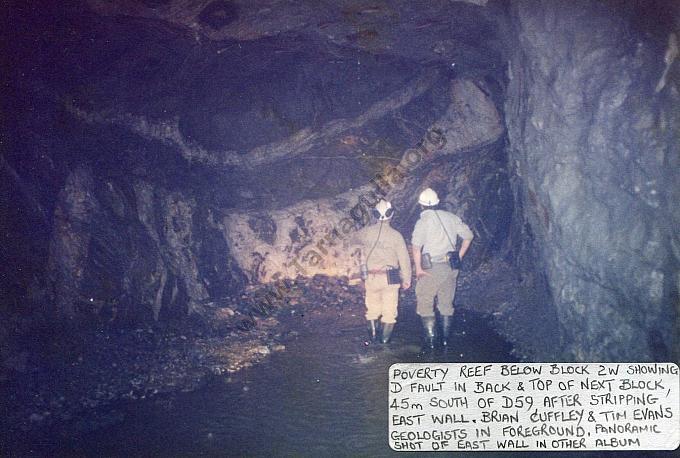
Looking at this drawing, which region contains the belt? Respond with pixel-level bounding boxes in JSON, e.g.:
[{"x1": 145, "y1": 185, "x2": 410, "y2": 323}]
[{"x1": 368, "y1": 268, "x2": 390, "y2": 275}]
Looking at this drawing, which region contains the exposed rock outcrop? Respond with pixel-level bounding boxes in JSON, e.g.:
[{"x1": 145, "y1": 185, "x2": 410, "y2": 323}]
[
  {"x1": 84, "y1": 0, "x2": 499, "y2": 73},
  {"x1": 44, "y1": 170, "x2": 247, "y2": 322},
  {"x1": 505, "y1": 0, "x2": 680, "y2": 361},
  {"x1": 222, "y1": 78, "x2": 504, "y2": 282},
  {"x1": 66, "y1": 69, "x2": 441, "y2": 169}
]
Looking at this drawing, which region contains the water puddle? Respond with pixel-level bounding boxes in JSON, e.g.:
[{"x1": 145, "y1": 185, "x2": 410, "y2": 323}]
[{"x1": 43, "y1": 308, "x2": 525, "y2": 457}]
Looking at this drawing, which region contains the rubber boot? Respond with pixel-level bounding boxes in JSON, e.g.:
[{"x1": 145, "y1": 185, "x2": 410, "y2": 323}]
[
  {"x1": 367, "y1": 320, "x2": 380, "y2": 343},
  {"x1": 440, "y1": 314, "x2": 453, "y2": 349},
  {"x1": 381, "y1": 323, "x2": 395, "y2": 344},
  {"x1": 421, "y1": 316, "x2": 436, "y2": 352}
]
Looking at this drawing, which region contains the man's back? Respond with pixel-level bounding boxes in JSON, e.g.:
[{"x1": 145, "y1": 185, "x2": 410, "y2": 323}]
[
  {"x1": 357, "y1": 222, "x2": 410, "y2": 275},
  {"x1": 412, "y1": 209, "x2": 473, "y2": 262}
]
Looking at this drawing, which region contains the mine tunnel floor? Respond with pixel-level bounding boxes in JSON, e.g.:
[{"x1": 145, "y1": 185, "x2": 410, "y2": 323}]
[
  {"x1": 9, "y1": 290, "x2": 667, "y2": 458},
  {"x1": 2, "y1": 260, "x2": 560, "y2": 455},
  {"x1": 16, "y1": 307, "x2": 519, "y2": 456}
]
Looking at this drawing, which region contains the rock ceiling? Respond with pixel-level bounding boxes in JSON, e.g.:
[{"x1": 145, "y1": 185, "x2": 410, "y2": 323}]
[{"x1": 85, "y1": 0, "x2": 501, "y2": 72}]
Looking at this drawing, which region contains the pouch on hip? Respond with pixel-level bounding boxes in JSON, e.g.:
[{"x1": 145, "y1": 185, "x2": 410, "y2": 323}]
[
  {"x1": 386, "y1": 267, "x2": 401, "y2": 285},
  {"x1": 421, "y1": 253, "x2": 432, "y2": 270},
  {"x1": 447, "y1": 251, "x2": 462, "y2": 270}
]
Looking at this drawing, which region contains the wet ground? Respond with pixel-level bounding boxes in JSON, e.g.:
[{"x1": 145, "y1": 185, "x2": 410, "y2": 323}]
[
  {"x1": 2, "y1": 272, "x2": 677, "y2": 457},
  {"x1": 1, "y1": 263, "x2": 550, "y2": 455},
  {"x1": 16, "y1": 301, "x2": 517, "y2": 457}
]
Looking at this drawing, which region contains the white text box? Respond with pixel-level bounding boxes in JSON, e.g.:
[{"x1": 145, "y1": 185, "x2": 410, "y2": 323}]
[{"x1": 388, "y1": 363, "x2": 679, "y2": 452}]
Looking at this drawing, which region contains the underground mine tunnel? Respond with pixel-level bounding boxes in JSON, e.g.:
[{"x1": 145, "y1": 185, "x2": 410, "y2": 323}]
[{"x1": 1, "y1": 0, "x2": 678, "y2": 456}]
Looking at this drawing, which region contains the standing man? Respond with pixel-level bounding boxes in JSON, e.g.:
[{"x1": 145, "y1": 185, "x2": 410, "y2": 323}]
[
  {"x1": 355, "y1": 199, "x2": 411, "y2": 344},
  {"x1": 411, "y1": 188, "x2": 473, "y2": 351}
]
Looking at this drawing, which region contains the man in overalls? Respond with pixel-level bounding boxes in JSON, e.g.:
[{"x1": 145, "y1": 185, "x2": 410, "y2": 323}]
[{"x1": 355, "y1": 199, "x2": 411, "y2": 344}]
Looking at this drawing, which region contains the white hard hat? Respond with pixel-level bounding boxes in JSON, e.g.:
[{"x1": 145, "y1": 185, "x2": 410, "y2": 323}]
[
  {"x1": 418, "y1": 188, "x2": 439, "y2": 206},
  {"x1": 373, "y1": 199, "x2": 394, "y2": 221}
]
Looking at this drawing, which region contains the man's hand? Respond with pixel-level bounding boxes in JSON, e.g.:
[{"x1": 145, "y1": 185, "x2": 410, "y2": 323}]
[
  {"x1": 459, "y1": 238, "x2": 472, "y2": 259},
  {"x1": 415, "y1": 269, "x2": 430, "y2": 279},
  {"x1": 401, "y1": 281, "x2": 411, "y2": 290}
]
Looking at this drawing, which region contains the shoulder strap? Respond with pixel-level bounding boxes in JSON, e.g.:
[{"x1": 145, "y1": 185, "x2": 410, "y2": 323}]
[
  {"x1": 433, "y1": 210, "x2": 456, "y2": 251},
  {"x1": 364, "y1": 221, "x2": 383, "y2": 264}
]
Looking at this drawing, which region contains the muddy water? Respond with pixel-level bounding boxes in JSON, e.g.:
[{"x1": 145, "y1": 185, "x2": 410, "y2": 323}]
[
  {"x1": 43, "y1": 308, "x2": 520, "y2": 457},
  {"x1": 27, "y1": 306, "x2": 671, "y2": 458},
  {"x1": 11, "y1": 290, "x2": 673, "y2": 458}
]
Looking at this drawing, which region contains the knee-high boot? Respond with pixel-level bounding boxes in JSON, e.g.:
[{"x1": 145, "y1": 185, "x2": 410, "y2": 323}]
[
  {"x1": 421, "y1": 316, "x2": 436, "y2": 350},
  {"x1": 381, "y1": 322, "x2": 395, "y2": 344},
  {"x1": 367, "y1": 320, "x2": 380, "y2": 343},
  {"x1": 440, "y1": 314, "x2": 453, "y2": 348}
]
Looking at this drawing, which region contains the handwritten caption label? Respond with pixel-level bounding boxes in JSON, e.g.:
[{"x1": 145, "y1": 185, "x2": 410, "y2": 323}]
[{"x1": 388, "y1": 363, "x2": 679, "y2": 452}]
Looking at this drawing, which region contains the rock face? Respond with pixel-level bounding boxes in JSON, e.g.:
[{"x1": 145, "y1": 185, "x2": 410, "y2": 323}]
[
  {"x1": 84, "y1": 0, "x2": 500, "y2": 74},
  {"x1": 2, "y1": 0, "x2": 677, "y2": 365},
  {"x1": 505, "y1": 1, "x2": 680, "y2": 361},
  {"x1": 223, "y1": 78, "x2": 504, "y2": 282},
  {"x1": 1, "y1": 1, "x2": 510, "y2": 330},
  {"x1": 44, "y1": 166, "x2": 246, "y2": 323}
]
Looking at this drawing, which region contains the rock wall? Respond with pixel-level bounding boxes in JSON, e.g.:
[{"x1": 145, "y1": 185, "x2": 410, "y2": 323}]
[
  {"x1": 1, "y1": 0, "x2": 507, "y2": 327},
  {"x1": 42, "y1": 166, "x2": 247, "y2": 323},
  {"x1": 0, "y1": 0, "x2": 547, "y2": 355},
  {"x1": 223, "y1": 78, "x2": 504, "y2": 282},
  {"x1": 505, "y1": 0, "x2": 680, "y2": 361}
]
